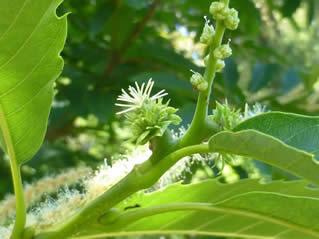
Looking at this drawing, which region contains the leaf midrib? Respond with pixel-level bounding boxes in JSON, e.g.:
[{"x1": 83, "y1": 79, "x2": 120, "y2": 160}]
[
  {"x1": 73, "y1": 230, "x2": 272, "y2": 239},
  {"x1": 0, "y1": 102, "x2": 17, "y2": 162},
  {"x1": 99, "y1": 202, "x2": 319, "y2": 238}
]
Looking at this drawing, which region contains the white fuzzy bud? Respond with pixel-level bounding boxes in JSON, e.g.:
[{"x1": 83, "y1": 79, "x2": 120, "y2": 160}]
[
  {"x1": 216, "y1": 59, "x2": 225, "y2": 72},
  {"x1": 209, "y1": 2, "x2": 228, "y2": 21},
  {"x1": 213, "y1": 44, "x2": 232, "y2": 59},
  {"x1": 200, "y1": 16, "x2": 215, "y2": 44},
  {"x1": 224, "y1": 8, "x2": 240, "y2": 30}
]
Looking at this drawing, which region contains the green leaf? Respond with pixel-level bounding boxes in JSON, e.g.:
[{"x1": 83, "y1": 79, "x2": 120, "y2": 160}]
[
  {"x1": 209, "y1": 130, "x2": 319, "y2": 185},
  {"x1": 235, "y1": 112, "x2": 319, "y2": 159},
  {"x1": 74, "y1": 179, "x2": 319, "y2": 239},
  {"x1": 0, "y1": 0, "x2": 67, "y2": 164}
]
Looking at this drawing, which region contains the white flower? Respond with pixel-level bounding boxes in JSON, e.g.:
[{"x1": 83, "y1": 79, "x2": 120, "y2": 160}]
[
  {"x1": 0, "y1": 226, "x2": 11, "y2": 239},
  {"x1": 115, "y1": 79, "x2": 167, "y2": 115},
  {"x1": 243, "y1": 103, "x2": 267, "y2": 119}
]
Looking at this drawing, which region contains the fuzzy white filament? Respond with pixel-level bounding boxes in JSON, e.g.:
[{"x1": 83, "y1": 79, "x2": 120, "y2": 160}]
[
  {"x1": 0, "y1": 226, "x2": 11, "y2": 239},
  {"x1": 115, "y1": 79, "x2": 168, "y2": 115}
]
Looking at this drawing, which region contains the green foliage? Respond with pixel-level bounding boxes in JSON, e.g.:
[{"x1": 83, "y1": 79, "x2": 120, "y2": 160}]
[
  {"x1": 1, "y1": 0, "x2": 319, "y2": 239},
  {"x1": 235, "y1": 112, "x2": 319, "y2": 159},
  {"x1": 0, "y1": 1, "x2": 67, "y2": 237},
  {"x1": 0, "y1": 0, "x2": 67, "y2": 164},
  {"x1": 209, "y1": 129, "x2": 319, "y2": 185},
  {"x1": 8, "y1": 0, "x2": 313, "y2": 185},
  {"x1": 75, "y1": 179, "x2": 319, "y2": 239}
]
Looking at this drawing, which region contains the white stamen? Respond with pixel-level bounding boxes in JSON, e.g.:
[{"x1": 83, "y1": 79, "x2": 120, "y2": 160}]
[{"x1": 116, "y1": 79, "x2": 167, "y2": 115}]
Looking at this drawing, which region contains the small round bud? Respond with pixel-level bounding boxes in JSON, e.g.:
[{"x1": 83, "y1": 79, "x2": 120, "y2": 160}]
[
  {"x1": 197, "y1": 81, "x2": 208, "y2": 91},
  {"x1": 213, "y1": 44, "x2": 232, "y2": 59},
  {"x1": 216, "y1": 59, "x2": 225, "y2": 72},
  {"x1": 209, "y1": 2, "x2": 228, "y2": 21},
  {"x1": 224, "y1": 8, "x2": 240, "y2": 30},
  {"x1": 200, "y1": 16, "x2": 215, "y2": 44},
  {"x1": 190, "y1": 70, "x2": 204, "y2": 86}
]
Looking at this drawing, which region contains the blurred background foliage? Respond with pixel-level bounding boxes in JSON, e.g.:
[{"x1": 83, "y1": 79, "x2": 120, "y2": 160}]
[{"x1": 1, "y1": 0, "x2": 319, "y2": 200}]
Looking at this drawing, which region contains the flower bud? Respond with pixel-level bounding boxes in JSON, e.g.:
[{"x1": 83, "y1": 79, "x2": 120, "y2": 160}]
[
  {"x1": 190, "y1": 70, "x2": 208, "y2": 91},
  {"x1": 224, "y1": 8, "x2": 240, "y2": 30},
  {"x1": 190, "y1": 70, "x2": 204, "y2": 86},
  {"x1": 209, "y1": 2, "x2": 228, "y2": 21},
  {"x1": 200, "y1": 16, "x2": 215, "y2": 44},
  {"x1": 213, "y1": 44, "x2": 232, "y2": 59},
  {"x1": 197, "y1": 81, "x2": 208, "y2": 91},
  {"x1": 216, "y1": 59, "x2": 225, "y2": 72},
  {"x1": 209, "y1": 101, "x2": 242, "y2": 130}
]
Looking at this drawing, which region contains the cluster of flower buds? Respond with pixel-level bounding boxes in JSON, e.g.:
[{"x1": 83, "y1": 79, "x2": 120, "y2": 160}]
[
  {"x1": 224, "y1": 8, "x2": 239, "y2": 30},
  {"x1": 209, "y1": 101, "x2": 242, "y2": 131},
  {"x1": 209, "y1": 1, "x2": 239, "y2": 30},
  {"x1": 200, "y1": 16, "x2": 215, "y2": 45},
  {"x1": 190, "y1": 70, "x2": 208, "y2": 91},
  {"x1": 213, "y1": 43, "x2": 232, "y2": 59}
]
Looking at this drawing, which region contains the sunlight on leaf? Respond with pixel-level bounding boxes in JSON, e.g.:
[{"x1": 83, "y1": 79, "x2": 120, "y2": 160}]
[
  {"x1": 74, "y1": 179, "x2": 319, "y2": 239},
  {"x1": 0, "y1": 0, "x2": 67, "y2": 164}
]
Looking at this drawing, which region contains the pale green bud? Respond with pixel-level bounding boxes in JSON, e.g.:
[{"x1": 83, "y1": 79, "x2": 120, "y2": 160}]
[
  {"x1": 190, "y1": 70, "x2": 204, "y2": 86},
  {"x1": 209, "y1": 2, "x2": 228, "y2": 21},
  {"x1": 213, "y1": 44, "x2": 232, "y2": 59},
  {"x1": 200, "y1": 16, "x2": 215, "y2": 44},
  {"x1": 197, "y1": 81, "x2": 208, "y2": 91},
  {"x1": 224, "y1": 8, "x2": 240, "y2": 30},
  {"x1": 216, "y1": 59, "x2": 225, "y2": 72},
  {"x1": 190, "y1": 70, "x2": 207, "y2": 91}
]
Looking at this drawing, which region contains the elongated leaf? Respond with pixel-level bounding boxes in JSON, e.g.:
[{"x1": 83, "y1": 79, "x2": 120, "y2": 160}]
[
  {"x1": 209, "y1": 130, "x2": 319, "y2": 185},
  {"x1": 0, "y1": 0, "x2": 67, "y2": 164},
  {"x1": 74, "y1": 179, "x2": 319, "y2": 239},
  {"x1": 235, "y1": 112, "x2": 319, "y2": 159}
]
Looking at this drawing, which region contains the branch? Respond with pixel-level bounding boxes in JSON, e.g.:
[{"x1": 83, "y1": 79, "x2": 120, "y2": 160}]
[
  {"x1": 33, "y1": 144, "x2": 210, "y2": 239},
  {"x1": 103, "y1": 0, "x2": 161, "y2": 80}
]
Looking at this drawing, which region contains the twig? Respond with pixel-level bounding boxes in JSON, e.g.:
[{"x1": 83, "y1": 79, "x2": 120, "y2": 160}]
[{"x1": 103, "y1": 0, "x2": 161, "y2": 80}]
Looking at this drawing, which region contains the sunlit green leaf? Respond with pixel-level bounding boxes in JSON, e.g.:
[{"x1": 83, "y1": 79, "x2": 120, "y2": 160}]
[
  {"x1": 75, "y1": 179, "x2": 319, "y2": 239},
  {"x1": 235, "y1": 112, "x2": 319, "y2": 159},
  {"x1": 209, "y1": 129, "x2": 319, "y2": 185},
  {"x1": 0, "y1": 0, "x2": 67, "y2": 164}
]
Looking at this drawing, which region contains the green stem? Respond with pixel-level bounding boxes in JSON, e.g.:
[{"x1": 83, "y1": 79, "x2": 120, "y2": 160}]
[
  {"x1": 179, "y1": 1, "x2": 229, "y2": 146},
  {"x1": 0, "y1": 106, "x2": 26, "y2": 239},
  {"x1": 9, "y1": 161, "x2": 26, "y2": 239},
  {"x1": 34, "y1": 144, "x2": 210, "y2": 239}
]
